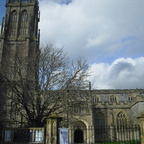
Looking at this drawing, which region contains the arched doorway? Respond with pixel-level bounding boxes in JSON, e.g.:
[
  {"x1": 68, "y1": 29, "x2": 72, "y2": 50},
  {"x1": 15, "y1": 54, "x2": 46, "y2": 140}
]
[
  {"x1": 74, "y1": 129, "x2": 84, "y2": 143},
  {"x1": 71, "y1": 121, "x2": 87, "y2": 143}
]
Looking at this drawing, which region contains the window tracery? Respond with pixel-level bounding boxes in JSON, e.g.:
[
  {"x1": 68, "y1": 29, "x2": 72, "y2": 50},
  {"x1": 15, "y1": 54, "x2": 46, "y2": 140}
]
[
  {"x1": 9, "y1": 11, "x2": 18, "y2": 35},
  {"x1": 110, "y1": 95, "x2": 117, "y2": 102},
  {"x1": 20, "y1": 10, "x2": 28, "y2": 35},
  {"x1": 95, "y1": 113, "x2": 105, "y2": 128},
  {"x1": 128, "y1": 95, "x2": 135, "y2": 101},
  {"x1": 73, "y1": 107, "x2": 83, "y2": 114},
  {"x1": 92, "y1": 95, "x2": 100, "y2": 103},
  {"x1": 116, "y1": 112, "x2": 127, "y2": 126}
]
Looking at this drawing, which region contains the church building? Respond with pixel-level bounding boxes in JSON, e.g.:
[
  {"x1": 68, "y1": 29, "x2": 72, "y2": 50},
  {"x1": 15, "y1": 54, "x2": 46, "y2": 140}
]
[{"x1": 0, "y1": 1, "x2": 144, "y2": 144}]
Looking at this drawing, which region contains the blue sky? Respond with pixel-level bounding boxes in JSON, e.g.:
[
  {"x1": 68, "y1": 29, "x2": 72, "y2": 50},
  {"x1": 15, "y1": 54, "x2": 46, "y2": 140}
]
[
  {"x1": 1, "y1": 0, "x2": 144, "y2": 89},
  {"x1": 0, "y1": 1, "x2": 6, "y2": 20}
]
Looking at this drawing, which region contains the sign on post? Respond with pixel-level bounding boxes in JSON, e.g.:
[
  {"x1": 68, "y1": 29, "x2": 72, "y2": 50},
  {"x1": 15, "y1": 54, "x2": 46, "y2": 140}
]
[{"x1": 59, "y1": 128, "x2": 69, "y2": 144}]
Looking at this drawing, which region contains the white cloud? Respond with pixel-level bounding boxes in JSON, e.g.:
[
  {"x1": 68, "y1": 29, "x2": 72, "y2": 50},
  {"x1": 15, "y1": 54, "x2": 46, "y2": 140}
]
[
  {"x1": 38, "y1": 0, "x2": 144, "y2": 89},
  {"x1": 88, "y1": 57, "x2": 144, "y2": 89},
  {"x1": 39, "y1": 0, "x2": 144, "y2": 61},
  {"x1": 0, "y1": 0, "x2": 143, "y2": 89}
]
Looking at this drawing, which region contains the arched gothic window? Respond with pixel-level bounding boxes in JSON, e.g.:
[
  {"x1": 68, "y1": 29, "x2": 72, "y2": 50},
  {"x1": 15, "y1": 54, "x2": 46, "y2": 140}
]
[
  {"x1": 73, "y1": 107, "x2": 83, "y2": 114},
  {"x1": 20, "y1": 10, "x2": 28, "y2": 35},
  {"x1": 92, "y1": 95, "x2": 100, "y2": 103},
  {"x1": 95, "y1": 113, "x2": 106, "y2": 142},
  {"x1": 95, "y1": 113, "x2": 105, "y2": 128},
  {"x1": 9, "y1": 11, "x2": 18, "y2": 35},
  {"x1": 110, "y1": 95, "x2": 117, "y2": 102},
  {"x1": 117, "y1": 112, "x2": 127, "y2": 126},
  {"x1": 128, "y1": 95, "x2": 135, "y2": 101}
]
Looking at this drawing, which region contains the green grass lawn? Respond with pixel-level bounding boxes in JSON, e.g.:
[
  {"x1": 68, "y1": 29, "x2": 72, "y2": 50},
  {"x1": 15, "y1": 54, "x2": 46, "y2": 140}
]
[{"x1": 96, "y1": 140, "x2": 140, "y2": 144}]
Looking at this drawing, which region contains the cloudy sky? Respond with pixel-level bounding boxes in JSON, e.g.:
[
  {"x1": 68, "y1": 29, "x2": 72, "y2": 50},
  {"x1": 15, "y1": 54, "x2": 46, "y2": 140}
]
[{"x1": 0, "y1": 0, "x2": 144, "y2": 89}]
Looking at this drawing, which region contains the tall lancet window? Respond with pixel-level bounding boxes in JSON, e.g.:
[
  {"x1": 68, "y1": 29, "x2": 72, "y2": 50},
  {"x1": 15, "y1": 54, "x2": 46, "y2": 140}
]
[
  {"x1": 20, "y1": 10, "x2": 28, "y2": 35},
  {"x1": 9, "y1": 11, "x2": 18, "y2": 35},
  {"x1": 95, "y1": 113, "x2": 105, "y2": 128},
  {"x1": 117, "y1": 112, "x2": 127, "y2": 126}
]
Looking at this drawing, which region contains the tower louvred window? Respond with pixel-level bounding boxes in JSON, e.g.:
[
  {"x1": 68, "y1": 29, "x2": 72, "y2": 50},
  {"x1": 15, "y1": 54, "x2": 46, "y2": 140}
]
[
  {"x1": 20, "y1": 10, "x2": 28, "y2": 35},
  {"x1": 9, "y1": 11, "x2": 18, "y2": 35}
]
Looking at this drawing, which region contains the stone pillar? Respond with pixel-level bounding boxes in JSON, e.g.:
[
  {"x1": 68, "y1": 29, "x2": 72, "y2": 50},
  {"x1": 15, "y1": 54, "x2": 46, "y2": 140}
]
[
  {"x1": 45, "y1": 115, "x2": 62, "y2": 144},
  {"x1": 89, "y1": 126, "x2": 95, "y2": 144},
  {"x1": 138, "y1": 115, "x2": 144, "y2": 144}
]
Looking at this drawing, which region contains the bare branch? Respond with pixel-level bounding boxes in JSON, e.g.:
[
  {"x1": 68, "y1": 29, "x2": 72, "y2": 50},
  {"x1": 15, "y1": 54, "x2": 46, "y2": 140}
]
[{"x1": 0, "y1": 43, "x2": 89, "y2": 127}]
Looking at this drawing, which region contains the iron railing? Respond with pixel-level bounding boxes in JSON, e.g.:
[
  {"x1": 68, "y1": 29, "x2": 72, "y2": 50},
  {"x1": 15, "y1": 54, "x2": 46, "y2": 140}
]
[
  {"x1": 1, "y1": 127, "x2": 44, "y2": 144},
  {"x1": 69, "y1": 125, "x2": 141, "y2": 144},
  {"x1": 0, "y1": 125, "x2": 141, "y2": 144}
]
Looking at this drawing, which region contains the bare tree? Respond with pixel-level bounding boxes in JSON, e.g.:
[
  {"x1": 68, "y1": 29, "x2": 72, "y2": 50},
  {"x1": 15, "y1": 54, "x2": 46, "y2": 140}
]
[{"x1": 0, "y1": 43, "x2": 89, "y2": 127}]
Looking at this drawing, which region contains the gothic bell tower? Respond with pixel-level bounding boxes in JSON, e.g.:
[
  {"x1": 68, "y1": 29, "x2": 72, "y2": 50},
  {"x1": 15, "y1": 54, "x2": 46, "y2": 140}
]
[
  {"x1": 0, "y1": 0, "x2": 40, "y2": 80},
  {"x1": 0, "y1": 0, "x2": 40, "y2": 128}
]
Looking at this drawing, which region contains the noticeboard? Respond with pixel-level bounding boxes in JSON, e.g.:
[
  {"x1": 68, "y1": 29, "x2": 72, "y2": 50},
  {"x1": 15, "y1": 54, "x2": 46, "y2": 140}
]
[{"x1": 59, "y1": 128, "x2": 69, "y2": 144}]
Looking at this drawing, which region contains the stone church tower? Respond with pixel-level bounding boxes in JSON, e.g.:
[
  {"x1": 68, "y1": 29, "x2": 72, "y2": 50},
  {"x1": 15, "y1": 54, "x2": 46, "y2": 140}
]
[
  {"x1": 0, "y1": 0, "x2": 40, "y2": 127},
  {"x1": 0, "y1": 0, "x2": 40, "y2": 78}
]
